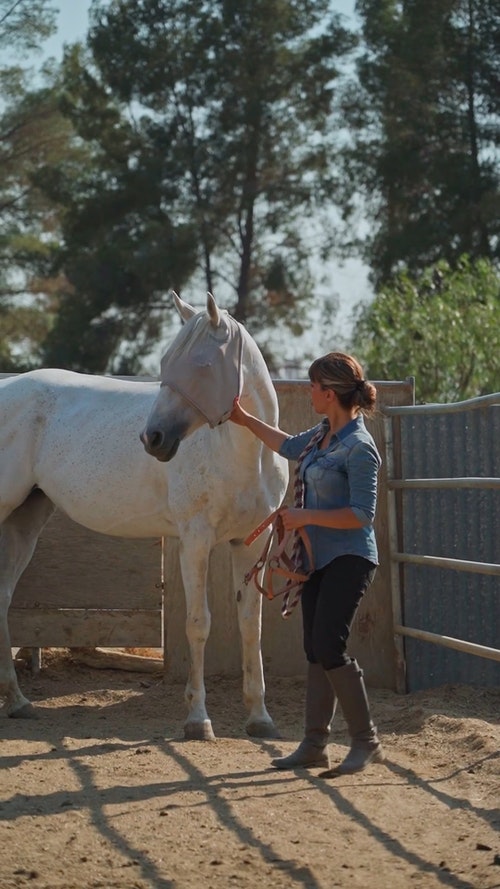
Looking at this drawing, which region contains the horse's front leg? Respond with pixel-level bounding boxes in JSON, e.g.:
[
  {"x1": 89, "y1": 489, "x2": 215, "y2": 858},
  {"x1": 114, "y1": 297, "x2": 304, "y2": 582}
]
[
  {"x1": 230, "y1": 538, "x2": 279, "y2": 739},
  {"x1": 177, "y1": 529, "x2": 215, "y2": 741},
  {"x1": 0, "y1": 490, "x2": 55, "y2": 717}
]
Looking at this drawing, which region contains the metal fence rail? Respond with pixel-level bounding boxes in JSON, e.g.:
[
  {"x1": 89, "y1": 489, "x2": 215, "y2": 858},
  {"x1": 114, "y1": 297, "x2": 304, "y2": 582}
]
[{"x1": 384, "y1": 393, "x2": 500, "y2": 693}]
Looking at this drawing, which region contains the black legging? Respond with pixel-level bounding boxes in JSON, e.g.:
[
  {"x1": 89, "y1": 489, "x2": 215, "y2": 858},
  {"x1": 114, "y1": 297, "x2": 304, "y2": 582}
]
[{"x1": 301, "y1": 554, "x2": 376, "y2": 670}]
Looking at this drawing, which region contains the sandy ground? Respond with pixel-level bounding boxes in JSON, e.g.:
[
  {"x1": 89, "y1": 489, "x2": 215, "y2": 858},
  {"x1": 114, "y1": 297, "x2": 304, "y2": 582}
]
[{"x1": 1, "y1": 650, "x2": 499, "y2": 889}]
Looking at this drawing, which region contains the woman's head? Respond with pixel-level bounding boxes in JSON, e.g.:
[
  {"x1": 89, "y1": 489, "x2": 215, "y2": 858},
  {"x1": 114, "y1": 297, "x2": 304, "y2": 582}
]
[{"x1": 308, "y1": 352, "x2": 377, "y2": 415}]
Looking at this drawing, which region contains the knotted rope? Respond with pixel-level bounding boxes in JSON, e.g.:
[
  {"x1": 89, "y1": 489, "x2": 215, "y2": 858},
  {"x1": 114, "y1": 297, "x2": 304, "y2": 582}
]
[
  {"x1": 242, "y1": 422, "x2": 325, "y2": 619},
  {"x1": 281, "y1": 423, "x2": 325, "y2": 617}
]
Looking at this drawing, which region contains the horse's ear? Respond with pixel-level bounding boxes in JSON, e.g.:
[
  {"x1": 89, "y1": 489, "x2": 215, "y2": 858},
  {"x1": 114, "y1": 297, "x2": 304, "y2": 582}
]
[
  {"x1": 207, "y1": 292, "x2": 220, "y2": 328},
  {"x1": 172, "y1": 291, "x2": 197, "y2": 322}
]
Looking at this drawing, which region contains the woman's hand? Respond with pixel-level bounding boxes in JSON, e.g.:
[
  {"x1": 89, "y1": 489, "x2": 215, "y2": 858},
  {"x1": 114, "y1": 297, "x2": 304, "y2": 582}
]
[
  {"x1": 229, "y1": 396, "x2": 249, "y2": 426},
  {"x1": 229, "y1": 398, "x2": 288, "y2": 452},
  {"x1": 279, "y1": 507, "x2": 306, "y2": 531}
]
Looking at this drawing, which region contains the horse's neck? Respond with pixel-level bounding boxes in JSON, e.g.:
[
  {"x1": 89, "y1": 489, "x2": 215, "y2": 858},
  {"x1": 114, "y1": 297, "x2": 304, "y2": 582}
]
[{"x1": 240, "y1": 351, "x2": 279, "y2": 426}]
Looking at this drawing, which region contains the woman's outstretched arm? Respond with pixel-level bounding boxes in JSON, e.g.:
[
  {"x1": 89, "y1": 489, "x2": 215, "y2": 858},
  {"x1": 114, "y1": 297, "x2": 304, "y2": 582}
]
[{"x1": 229, "y1": 397, "x2": 288, "y2": 453}]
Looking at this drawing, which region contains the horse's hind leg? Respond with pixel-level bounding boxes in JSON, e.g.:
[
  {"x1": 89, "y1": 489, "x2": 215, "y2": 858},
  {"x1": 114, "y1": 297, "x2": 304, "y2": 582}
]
[
  {"x1": 0, "y1": 489, "x2": 55, "y2": 718},
  {"x1": 230, "y1": 539, "x2": 279, "y2": 739}
]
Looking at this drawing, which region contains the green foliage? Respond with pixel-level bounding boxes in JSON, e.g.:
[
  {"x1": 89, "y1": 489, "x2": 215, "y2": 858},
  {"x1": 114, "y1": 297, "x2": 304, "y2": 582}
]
[
  {"x1": 36, "y1": 0, "x2": 357, "y2": 372},
  {"x1": 0, "y1": 1, "x2": 73, "y2": 371},
  {"x1": 0, "y1": 65, "x2": 97, "y2": 371},
  {"x1": 340, "y1": 0, "x2": 500, "y2": 285},
  {"x1": 0, "y1": 75, "x2": 76, "y2": 245},
  {"x1": 26, "y1": 41, "x2": 199, "y2": 373},
  {"x1": 2, "y1": 0, "x2": 500, "y2": 379},
  {"x1": 351, "y1": 255, "x2": 500, "y2": 402},
  {"x1": 0, "y1": 0, "x2": 56, "y2": 56}
]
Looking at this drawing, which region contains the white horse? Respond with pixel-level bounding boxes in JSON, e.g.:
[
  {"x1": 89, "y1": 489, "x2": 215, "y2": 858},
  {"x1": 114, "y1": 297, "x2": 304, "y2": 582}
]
[{"x1": 0, "y1": 292, "x2": 288, "y2": 740}]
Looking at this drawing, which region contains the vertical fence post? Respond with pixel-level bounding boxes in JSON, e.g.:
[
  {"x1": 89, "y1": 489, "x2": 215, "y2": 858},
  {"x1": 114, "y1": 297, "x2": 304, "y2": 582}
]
[
  {"x1": 159, "y1": 536, "x2": 167, "y2": 674},
  {"x1": 384, "y1": 414, "x2": 407, "y2": 693}
]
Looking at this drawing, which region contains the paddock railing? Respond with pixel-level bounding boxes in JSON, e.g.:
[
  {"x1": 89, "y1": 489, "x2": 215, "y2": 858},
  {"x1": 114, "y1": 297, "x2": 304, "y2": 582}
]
[{"x1": 384, "y1": 393, "x2": 500, "y2": 693}]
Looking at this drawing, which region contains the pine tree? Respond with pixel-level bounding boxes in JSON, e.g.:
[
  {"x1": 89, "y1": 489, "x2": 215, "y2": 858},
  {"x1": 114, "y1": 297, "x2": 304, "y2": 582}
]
[
  {"x1": 339, "y1": 0, "x2": 500, "y2": 286},
  {"x1": 37, "y1": 0, "x2": 356, "y2": 371}
]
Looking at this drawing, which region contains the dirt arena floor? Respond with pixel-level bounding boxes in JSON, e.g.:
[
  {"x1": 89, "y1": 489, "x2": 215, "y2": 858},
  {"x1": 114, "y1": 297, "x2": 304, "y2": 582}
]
[{"x1": 1, "y1": 650, "x2": 499, "y2": 889}]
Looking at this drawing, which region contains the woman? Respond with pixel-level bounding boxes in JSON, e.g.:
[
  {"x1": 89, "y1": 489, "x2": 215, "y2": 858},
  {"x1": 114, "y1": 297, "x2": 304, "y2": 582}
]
[{"x1": 230, "y1": 351, "x2": 384, "y2": 776}]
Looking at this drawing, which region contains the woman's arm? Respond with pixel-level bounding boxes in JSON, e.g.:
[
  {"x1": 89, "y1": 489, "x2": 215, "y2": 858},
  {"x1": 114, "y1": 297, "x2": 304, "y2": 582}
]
[
  {"x1": 229, "y1": 397, "x2": 288, "y2": 453},
  {"x1": 279, "y1": 441, "x2": 380, "y2": 531},
  {"x1": 280, "y1": 506, "x2": 363, "y2": 531}
]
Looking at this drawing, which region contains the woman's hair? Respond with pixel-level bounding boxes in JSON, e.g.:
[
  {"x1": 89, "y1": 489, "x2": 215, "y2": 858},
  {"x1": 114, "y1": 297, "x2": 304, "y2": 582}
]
[{"x1": 308, "y1": 352, "x2": 377, "y2": 415}]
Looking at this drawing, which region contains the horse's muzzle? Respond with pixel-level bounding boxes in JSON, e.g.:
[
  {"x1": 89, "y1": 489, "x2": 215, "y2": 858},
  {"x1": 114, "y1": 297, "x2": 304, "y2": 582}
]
[{"x1": 140, "y1": 429, "x2": 181, "y2": 462}]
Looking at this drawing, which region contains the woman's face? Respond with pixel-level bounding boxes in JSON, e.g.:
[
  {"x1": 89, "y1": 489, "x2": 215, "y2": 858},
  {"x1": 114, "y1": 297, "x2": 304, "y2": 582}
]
[{"x1": 309, "y1": 380, "x2": 330, "y2": 414}]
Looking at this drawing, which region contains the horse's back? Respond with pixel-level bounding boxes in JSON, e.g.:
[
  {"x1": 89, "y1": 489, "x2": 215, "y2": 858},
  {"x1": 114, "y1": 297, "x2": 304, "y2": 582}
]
[
  {"x1": 0, "y1": 368, "x2": 286, "y2": 542},
  {"x1": 0, "y1": 369, "x2": 167, "y2": 534},
  {"x1": 0, "y1": 366, "x2": 158, "y2": 397}
]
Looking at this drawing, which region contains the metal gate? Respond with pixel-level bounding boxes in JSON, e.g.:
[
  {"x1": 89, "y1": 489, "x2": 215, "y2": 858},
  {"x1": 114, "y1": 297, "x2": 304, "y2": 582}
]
[{"x1": 384, "y1": 393, "x2": 500, "y2": 692}]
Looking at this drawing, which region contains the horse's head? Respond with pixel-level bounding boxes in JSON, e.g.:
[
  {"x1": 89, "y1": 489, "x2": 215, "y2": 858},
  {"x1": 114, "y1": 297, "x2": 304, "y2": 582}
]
[{"x1": 140, "y1": 292, "x2": 243, "y2": 462}]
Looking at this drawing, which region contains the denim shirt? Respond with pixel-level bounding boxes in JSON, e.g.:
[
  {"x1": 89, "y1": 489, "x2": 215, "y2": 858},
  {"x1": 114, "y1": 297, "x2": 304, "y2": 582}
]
[{"x1": 279, "y1": 415, "x2": 381, "y2": 570}]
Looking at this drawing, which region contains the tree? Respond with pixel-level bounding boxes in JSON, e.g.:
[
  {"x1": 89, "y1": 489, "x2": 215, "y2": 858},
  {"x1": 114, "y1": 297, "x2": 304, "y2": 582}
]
[
  {"x1": 35, "y1": 0, "x2": 356, "y2": 372},
  {"x1": 338, "y1": 0, "x2": 500, "y2": 287},
  {"x1": 0, "y1": 1, "x2": 189, "y2": 374},
  {"x1": 350, "y1": 255, "x2": 500, "y2": 402},
  {"x1": 31, "y1": 42, "x2": 200, "y2": 373},
  {"x1": 0, "y1": 67, "x2": 86, "y2": 370},
  {"x1": 0, "y1": 1, "x2": 66, "y2": 369},
  {"x1": 0, "y1": 0, "x2": 56, "y2": 54}
]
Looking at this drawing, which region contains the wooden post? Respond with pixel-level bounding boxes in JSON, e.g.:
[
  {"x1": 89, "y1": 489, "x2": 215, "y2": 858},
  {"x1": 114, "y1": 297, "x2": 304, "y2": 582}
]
[{"x1": 31, "y1": 647, "x2": 42, "y2": 674}]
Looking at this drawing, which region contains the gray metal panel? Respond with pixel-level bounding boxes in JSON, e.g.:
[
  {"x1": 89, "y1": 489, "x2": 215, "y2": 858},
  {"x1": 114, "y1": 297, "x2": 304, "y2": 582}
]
[{"x1": 399, "y1": 405, "x2": 500, "y2": 690}]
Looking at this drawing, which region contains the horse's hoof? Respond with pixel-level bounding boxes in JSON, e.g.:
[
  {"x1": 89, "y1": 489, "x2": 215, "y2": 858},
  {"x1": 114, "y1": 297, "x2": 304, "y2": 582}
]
[
  {"x1": 10, "y1": 703, "x2": 40, "y2": 719},
  {"x1": 246, "y1": 719, "x2": 281, "y2": 739},
  {"x1": 184, "y1": 720, "x2": 216, "y2": 741}
]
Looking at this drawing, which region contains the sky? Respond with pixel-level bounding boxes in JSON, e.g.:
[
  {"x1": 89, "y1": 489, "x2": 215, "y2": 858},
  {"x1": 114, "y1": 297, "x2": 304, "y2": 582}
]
[{"x1": 42, "y1": 1, "x2": 373, "y2": 358}]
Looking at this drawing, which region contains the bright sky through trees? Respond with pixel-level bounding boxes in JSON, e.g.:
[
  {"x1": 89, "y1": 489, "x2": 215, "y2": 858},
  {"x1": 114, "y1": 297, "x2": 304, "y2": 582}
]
[{"x1": 42, "y1": 1, "x2": 372, "y2": 355}]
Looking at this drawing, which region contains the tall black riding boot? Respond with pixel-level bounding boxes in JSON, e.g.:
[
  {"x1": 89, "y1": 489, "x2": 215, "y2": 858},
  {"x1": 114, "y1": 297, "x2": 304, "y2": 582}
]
[
  {"x1": 272, "y1": 663, "x2": 336, "y2": 770},
  {"x1": 321, "y1": 659, "x2": 384, "y2": 777}
]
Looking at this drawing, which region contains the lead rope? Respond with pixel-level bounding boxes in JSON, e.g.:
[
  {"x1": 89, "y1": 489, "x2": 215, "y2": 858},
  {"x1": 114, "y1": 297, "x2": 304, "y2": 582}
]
[
  {"x1": 281, "y1": 424, "x2": 325, "y2": 617},
  {"x1": 239, "y1": 424, "x2": 326, "y2": 618}
]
